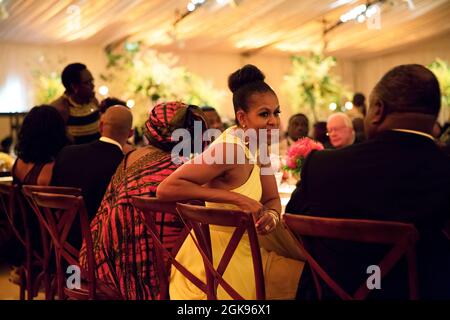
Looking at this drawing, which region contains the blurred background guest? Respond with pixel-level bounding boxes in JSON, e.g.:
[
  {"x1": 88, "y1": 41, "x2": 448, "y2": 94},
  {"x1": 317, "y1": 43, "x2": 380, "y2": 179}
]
[
  {"x1": 0, "y1": 136, "x2": 14, "y2": 173},
  {"x1": 51, "y1": 63, "x2": 100, "y2": 144},
  {"x1": 278, "y1": 113, "x2": 310, "y2": 156},
  {"x1": 0, "y1": 136, "x2": 12, "y2": 154},
  {"x1": 287, "y1": 113, "x2": 309, "y2": 143},
  {"x1": 312, "y1": 121, "x2": 332, "y2": 149},
  {"x1": 201, "y1": 105, "x2": 224, "y2": 131},
  {"x1": 348, "y1": 93, "x2": 367, "y2": 143},
  {"x1": 99, "y1": 97, "x2": 127, "y2": 114},
  {"x1": 327, "y1": 112, "x2": 355, "y2": 149}
]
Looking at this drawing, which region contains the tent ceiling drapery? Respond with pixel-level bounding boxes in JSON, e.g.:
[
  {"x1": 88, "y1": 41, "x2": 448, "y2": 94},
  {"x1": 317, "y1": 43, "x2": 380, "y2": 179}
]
[{"x1": 1, "y1": 0, "x2": 450, "y2": 59}]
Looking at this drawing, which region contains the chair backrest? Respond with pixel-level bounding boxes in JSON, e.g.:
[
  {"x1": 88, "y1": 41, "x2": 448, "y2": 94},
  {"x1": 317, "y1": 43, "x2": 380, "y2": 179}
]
[
  {"x1": 22, "y1": 185, "x2": 82, "y2": 235},
  {"x1": 283, "y1": 213, "x2": 420, "y2": 300},
  {"x1": 176, "y1": 203, "x2": 265, "y2": 300},
  {"x1": 0, "y1": 183, "x2": 26, "y2": 248},
  {"x1": 131, "y1": 196, "x2": 190, "y2": 300},
  {"x1": 25, "y1": 189, "x2": 96, "y2": 300}
]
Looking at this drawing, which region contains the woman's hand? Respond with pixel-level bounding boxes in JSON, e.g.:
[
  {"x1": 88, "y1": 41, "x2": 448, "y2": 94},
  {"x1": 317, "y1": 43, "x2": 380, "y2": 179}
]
[
  {"x1": 235, "y1": 194, "x2": 264, "y2": 217},
  {"x1": 255, "y1": 209, "x2": 279, "y2": 235}
]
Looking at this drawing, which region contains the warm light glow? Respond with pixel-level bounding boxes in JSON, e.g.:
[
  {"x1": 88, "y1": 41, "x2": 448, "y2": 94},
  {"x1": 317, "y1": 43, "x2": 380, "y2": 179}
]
[
  {"x1": 98, "y1": 85, "x2": 109, "y2": 96},
  {"x1": 357, "y1": 14, "x2": 366, "y2": 23},
  {"x1": 187, "y1": 3, "x2": 196, "y2": 11},
  {"x1": 340, "y1": 4, "x2": 366, "y2": 23},
  {"x1": 126, "y1": 99, "x2": 135, "y2": 108},
  {"x1": 345, "y1": 101, "x2": 353, "y2": 110},
  {"x1": 329, "y1": 102, "x2": 337, "y2": 111},
  {"x1": 365, "y1": 5, "x2": 378, "y2": 18}
]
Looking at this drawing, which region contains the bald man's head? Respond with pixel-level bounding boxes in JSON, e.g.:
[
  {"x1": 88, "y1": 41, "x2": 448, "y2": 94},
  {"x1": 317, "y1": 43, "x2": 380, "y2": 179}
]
[{"x1": 100, "y1": 105, "x2": 133, "y2": 146}]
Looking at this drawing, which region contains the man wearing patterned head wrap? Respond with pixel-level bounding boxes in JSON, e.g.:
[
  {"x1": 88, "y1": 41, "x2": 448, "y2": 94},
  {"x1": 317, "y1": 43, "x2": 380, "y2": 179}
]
[{"x1": 80, "y1": 101, "x2": 207, "y2": 300}]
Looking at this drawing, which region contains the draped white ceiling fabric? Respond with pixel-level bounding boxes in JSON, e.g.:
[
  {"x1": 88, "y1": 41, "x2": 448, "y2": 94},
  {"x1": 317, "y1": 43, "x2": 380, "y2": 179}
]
[{"x1": 1, "y1": 0, "x2": 449, "y2": 58}]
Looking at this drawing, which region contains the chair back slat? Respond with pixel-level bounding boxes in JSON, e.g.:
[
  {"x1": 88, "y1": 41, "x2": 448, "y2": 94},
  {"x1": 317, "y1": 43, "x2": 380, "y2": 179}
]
[
  {"x1": 131, "y1": 196, "x2": 191, "y2": 300},
  {"x1": 176, "y1": 203, "x2": 265, "y2": 300},
  {"x1": 285, "y1": 214, "x2": 419, "y2": 244},
  {"x1": 284, "y1": 213, "x2": 420, "y2": 300}
]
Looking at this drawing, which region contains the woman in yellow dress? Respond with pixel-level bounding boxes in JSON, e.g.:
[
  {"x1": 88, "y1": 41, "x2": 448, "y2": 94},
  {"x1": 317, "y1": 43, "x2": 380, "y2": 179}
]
[{"x1": 157, "y1": 64, "x2": 304, "y2": 300}]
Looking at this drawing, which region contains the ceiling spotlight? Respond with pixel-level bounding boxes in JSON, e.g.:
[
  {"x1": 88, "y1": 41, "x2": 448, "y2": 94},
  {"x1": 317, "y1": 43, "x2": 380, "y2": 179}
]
[
  {"x1": 345, "y1": 101, "x2": 353, "y2": 110},
  {"x1": 329, "y1": 102, "x2": 337, "y2": 111}
]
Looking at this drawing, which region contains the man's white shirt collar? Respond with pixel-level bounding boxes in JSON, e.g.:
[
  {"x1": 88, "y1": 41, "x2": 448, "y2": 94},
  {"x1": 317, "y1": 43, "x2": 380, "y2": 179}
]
[{"x1": 99, "y1": 136, "x2": 123, "y2": 152}]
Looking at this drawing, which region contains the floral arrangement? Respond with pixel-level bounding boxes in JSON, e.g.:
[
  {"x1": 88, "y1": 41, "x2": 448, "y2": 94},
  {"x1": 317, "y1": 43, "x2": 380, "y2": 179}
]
[
  {"x1": 281, "y1": 52, "x2": 352, "y2": 122},
  {"x1": 101, "y1": 41, "x2": 226, "y2": 128},
  {"x1": 284, "y1": 137, "x2": 324, "y2": 175},
  {"x1": 31, "y1": 55, "x2": 67, "y2": 104}
]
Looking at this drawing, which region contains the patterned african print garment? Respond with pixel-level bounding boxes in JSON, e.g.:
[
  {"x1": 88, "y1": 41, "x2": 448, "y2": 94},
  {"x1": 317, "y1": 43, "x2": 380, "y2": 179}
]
[{"x1": 79, "y1": 146, "x2": 182, "y2": 299}]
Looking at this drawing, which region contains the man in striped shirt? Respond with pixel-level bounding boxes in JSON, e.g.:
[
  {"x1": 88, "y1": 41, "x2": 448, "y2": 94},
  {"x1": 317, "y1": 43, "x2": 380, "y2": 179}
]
[{"x1": 51, "y1": 63, "x2": 100, "y2": 144}]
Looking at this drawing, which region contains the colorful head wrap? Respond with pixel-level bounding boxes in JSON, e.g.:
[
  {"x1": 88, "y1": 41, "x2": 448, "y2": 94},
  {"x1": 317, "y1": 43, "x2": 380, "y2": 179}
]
[{"x1": 144, "y1": 101, "x2": 207, "y2": 152}]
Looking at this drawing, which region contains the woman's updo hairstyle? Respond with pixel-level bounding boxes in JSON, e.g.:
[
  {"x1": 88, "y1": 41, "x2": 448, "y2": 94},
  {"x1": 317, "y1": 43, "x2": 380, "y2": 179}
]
[{"x1": 228, "y1": 64, "x2": 275, "y2": 114}]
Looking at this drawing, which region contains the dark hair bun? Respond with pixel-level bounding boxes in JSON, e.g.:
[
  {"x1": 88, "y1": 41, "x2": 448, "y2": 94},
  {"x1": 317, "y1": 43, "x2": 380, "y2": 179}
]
[{"x1": 228, "y1": 64, "x2": 265, "y2": 93}]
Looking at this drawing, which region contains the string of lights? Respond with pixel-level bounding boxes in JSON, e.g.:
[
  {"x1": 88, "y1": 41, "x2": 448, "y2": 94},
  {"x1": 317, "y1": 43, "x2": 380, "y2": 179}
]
[
  {"x1": 324, "y1": 0, "x2": 415, "y2": 35},
  {"x1": 324, "y1": 0, "x2": 387, "y2": 35},
  {"x1": 174, "y1": 0, "x2": 208, "y2": 27}
]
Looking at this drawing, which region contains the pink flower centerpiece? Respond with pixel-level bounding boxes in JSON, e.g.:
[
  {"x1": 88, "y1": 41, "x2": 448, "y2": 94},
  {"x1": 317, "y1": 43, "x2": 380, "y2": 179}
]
[{"x1": 284, "y1": 137, "x2": 324, "y2": 176}]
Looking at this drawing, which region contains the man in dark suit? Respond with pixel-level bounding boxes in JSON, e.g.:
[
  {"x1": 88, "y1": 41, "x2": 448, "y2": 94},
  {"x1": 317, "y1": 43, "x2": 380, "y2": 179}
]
[
  {"x1": 286, "y1": 64, "x2": 450, "y2": 299},
  {"x1": 52, "y1": 105, "x2": 133, "y2": 221}
]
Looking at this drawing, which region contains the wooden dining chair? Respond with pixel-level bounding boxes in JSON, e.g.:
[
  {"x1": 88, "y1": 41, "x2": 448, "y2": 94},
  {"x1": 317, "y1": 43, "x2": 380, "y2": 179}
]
[
  {"x1": 0, "y1": 183, "x2": 29, "y2": 299},
  {"x1": 176, "y1": 203, "x2": 266, "y2": 300},
  {"x1": 131, "y1": 196, "x2": 191, "y2": 300},
  {"x1": 24, "y1": 187, "x2": 122, "y2": 300},
  {"x1": 21, "y1": 185, "x2": 82, "y2": 299},
  {"x1": 283, "y1": 213, "x2": 420, "y2": 300}
]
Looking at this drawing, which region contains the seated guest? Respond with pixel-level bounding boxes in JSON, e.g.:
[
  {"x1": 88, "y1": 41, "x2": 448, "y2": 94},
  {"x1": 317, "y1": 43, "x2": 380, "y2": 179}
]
[
  {"x1": 201, "y1": 106, "x2": 225, "y2": 131},
  {"x1": 51, "y1": 63, "x2": 100, "y2": 144},
  {"x1": 99, "y1": 97, "x2": 134, "y2": 153},
  {"x1": 326, "y1": 112, "x2": 355, "y2": 149},
  {"x1": 79, "y1": 101, "x2": 206, "y2": 300},
  {"x1": 157, "y1": 64, "x2": 304, "y2": 300},
  {"x1": 13, "y1": 105, "x2": 69, "y2": 186},
  {"x1": 51, "y1": 106, "x2": 133, "y2": 222},
  {"x1": 287, "y1": 64, "x2": 450, "y2": 299},
  {"x1": 10, "y1": 105, "x2": 69, "y2": 268}
]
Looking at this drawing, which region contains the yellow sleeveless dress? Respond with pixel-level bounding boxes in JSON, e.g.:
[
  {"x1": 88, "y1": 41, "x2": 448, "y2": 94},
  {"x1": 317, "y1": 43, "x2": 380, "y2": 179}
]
[{"x1": 169, "y1": 127, "x2": 304, "y2": 300}]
